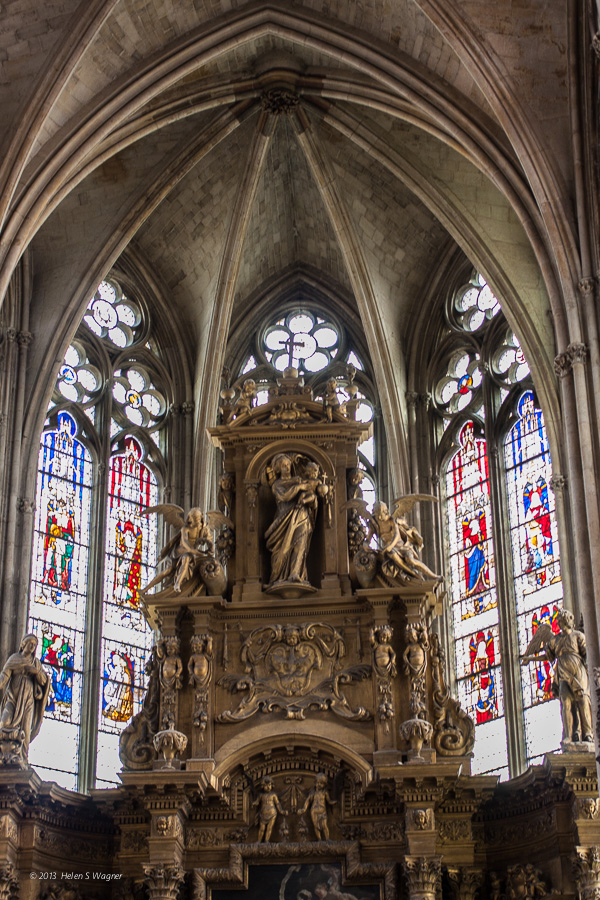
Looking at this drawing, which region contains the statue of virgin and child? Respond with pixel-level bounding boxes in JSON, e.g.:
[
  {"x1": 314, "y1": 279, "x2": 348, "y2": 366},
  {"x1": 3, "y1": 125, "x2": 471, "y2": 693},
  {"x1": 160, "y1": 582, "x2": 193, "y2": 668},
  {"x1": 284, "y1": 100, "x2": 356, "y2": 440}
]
[{"x1": 265, "y1": 453, "x2": 328, "y2": 589}]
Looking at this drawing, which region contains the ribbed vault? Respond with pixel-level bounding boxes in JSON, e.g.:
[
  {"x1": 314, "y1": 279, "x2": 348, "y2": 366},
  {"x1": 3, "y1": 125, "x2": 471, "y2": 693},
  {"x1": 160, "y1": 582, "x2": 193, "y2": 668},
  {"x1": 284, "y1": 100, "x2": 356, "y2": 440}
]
[{"x1": 0, "y1": 0, "x2": 582, "y2": 502}]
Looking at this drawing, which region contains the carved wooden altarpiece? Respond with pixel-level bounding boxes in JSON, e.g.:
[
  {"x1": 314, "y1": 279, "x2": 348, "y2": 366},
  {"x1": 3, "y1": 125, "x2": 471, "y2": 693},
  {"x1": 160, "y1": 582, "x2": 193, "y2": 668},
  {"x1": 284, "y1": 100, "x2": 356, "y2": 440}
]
[{"x1": 0, "y1": 371, "x2": 599, "y2": 900}]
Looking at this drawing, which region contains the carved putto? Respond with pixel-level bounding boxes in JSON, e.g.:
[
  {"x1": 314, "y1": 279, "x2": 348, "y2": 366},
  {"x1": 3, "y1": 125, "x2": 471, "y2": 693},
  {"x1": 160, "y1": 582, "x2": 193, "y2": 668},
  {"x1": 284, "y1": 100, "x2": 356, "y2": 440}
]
[
  {"x1": 143, "y1": 504, "x2": 233, "y2": 596},
  {"x1": 298, "y1": 772, "x2": 337, "y2": 840},
  {"x1": 342, "y1": 494, "x2": 440, "y2": 587},
  {"x1": 253, "y1": 776, "x2": 287, "y2": 841},
  {"x1": 218, "y1": 623, "x2": 371, "y2": 721}
]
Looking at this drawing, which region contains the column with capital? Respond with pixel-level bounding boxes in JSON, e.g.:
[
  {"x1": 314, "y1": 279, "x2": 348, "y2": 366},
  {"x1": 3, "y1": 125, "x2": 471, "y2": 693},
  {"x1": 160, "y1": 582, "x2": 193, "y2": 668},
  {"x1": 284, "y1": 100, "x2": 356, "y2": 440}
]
[
  {"x1": 404, "y1": 856, "x2": 441, "y2": 900},
  {"x1": 143, "y1": 864, "x2": 185, "y2": 900}
]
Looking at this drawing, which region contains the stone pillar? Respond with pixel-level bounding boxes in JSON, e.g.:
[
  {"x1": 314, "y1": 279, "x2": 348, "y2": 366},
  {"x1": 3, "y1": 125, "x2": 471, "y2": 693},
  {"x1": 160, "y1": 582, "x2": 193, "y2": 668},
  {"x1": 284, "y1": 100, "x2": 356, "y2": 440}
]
[
  {"x1": 404, "y1": 856, "x2": 441, "y2": 900},
  {"x1": 143, "y1": 864, "x2": 185, "y2": 900}
]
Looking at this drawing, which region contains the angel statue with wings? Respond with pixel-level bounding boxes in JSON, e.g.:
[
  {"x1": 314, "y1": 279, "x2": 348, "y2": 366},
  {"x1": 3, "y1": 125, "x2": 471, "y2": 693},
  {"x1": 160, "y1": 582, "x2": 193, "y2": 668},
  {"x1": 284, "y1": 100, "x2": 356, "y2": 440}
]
[
  {"x1": 342, "y1": 494, "x2": 440, "y2": 585},
  {"x1": 143, "y1": 505, "x2": 232, "y2": 594},
  {"x1": 522, "y1": 607, "x2": 593, "y2": 745}
]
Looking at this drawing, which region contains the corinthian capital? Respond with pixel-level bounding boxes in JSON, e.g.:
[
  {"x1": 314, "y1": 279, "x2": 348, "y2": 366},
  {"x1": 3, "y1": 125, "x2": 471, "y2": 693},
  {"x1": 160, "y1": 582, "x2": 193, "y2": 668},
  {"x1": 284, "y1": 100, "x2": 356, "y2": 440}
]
[
  {"x1": 143, "y1": 864, "x2": 185, "y2": 900},
  {"x1": 404, "y1": 856, "x2": 441, "y2": 900}
]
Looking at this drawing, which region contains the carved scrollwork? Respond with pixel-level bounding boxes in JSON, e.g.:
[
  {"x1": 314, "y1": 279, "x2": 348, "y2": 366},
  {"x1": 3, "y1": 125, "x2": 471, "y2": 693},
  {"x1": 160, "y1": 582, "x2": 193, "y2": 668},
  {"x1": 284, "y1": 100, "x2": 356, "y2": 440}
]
[
  {"x1": 119, "y1": 642, "x2": 160, "y2": 770},
  {"x1": 217, "y1": 623, "x2": 371, "y2": 722},
  {"x1": 430, "y1": 634, "x2": 474, "y2": 756}
]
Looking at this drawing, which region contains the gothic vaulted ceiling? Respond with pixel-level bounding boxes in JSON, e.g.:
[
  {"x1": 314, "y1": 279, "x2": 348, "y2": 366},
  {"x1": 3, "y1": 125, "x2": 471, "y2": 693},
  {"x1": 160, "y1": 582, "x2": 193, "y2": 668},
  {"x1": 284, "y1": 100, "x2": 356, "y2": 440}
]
[{"x1": 0, "y1": 0, "x2": 576, "y2": 489}]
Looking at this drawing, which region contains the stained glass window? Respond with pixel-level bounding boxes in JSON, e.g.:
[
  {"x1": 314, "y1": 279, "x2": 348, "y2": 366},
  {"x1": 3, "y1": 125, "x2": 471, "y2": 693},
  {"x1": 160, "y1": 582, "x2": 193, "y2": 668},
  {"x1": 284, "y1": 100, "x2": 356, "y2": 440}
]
[
  {"x1": 28, "y1": 412, "x2": 92, "y2": 788},
  {"x1": 505, "y1": 391, "x2": 562, "y2": 762},
  {"x1": 97, "y1": 438, "x2": 158, "y2": 785},
  {"x1": 28, "y1": 277, "x2": 168, "y2": 791},
  {"x1": 445, "y1": 422, "x2": 508, "y2": 776},
  {"x1": 433, "y1": 268, "x2": 564, "y2": 778}
]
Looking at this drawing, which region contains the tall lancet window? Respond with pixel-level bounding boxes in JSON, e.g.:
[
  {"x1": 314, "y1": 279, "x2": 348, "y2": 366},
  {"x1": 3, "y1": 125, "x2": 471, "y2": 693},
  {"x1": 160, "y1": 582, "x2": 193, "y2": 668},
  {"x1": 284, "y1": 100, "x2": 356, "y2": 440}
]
[
  {"x1": 28, "y1": 278, "x2": 169, "y2": 790},
  {"x1": 505, "y1": 391, "x2": 562, "y2": 761},
  {"x1": 432, "y1": 270, "x2": 563, "y2": 778}
]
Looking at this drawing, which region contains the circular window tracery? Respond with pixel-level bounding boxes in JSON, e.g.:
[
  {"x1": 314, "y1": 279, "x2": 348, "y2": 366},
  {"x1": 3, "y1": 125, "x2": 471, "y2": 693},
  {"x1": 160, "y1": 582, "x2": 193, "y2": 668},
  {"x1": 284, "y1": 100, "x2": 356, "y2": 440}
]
[
  {"x1": 262, "y1": 310, "x2": 340, "y2": 374},
  {"x1": 112, "y1": 365, "x2": 166, "y2": 428},
  {"x1": 435, "y1": 350, "x2": 483, "y2": 415},
  {"x1": 55, "y1": 342, "x2": 102, "y2": 405},
  {"x1": 84, "y1": 280, "x2": 142, "y2": 348},
  {"x1": 491, "y1": 332, "x2": 530, "y2": 385},
  {"x1": 454, "y1": 273, "x2": 501, "y2": 332}
]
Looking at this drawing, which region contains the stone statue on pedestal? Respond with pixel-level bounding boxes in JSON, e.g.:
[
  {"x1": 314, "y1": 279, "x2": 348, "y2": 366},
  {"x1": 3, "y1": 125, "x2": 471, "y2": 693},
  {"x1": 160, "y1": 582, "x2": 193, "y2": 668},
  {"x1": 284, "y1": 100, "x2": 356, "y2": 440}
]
[{"x1": 0, "y1": 633, "x2": 50, "y2": 765}]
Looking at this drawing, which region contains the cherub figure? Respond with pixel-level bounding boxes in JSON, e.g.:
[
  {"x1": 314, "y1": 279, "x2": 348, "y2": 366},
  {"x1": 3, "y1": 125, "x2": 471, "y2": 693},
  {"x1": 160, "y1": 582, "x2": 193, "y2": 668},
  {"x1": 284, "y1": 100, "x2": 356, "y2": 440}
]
[
  {"x1": 323, "y1": 377, "x2": 344, "y2": 421},
  {"x1": 341, "y1": 494, "x2": 440, "y2": 585},
  {"x1": 370, "y1": 626, "x2": 397, "y2": 679},
  {"x1": 523, "y1": 608, "x2": 593, "y2": 743},
  {"x1": 188, "y1": 634, "x2": 213, "y2": 689},
  {"x1": 142, "y1": 505, "x2": 232, "y2": 593},
  {"x1": 298, "y1": 772, "x2": 337, "y2": 840},
  {"x1": 403, "y1": 623, "x2": 429, "y2": 680},
  {"x1": 228, "y1": 378, "x2": 257, "y2": 422},
  {"x1": 253, "y1": 776, "x2": 287, "y2": 841},
  {"x1": 403, "y1": 623, "x2": 429, "y2": 719},
  {"x1": 160, "y1": 637, "x2": 183, "y2": 692}
]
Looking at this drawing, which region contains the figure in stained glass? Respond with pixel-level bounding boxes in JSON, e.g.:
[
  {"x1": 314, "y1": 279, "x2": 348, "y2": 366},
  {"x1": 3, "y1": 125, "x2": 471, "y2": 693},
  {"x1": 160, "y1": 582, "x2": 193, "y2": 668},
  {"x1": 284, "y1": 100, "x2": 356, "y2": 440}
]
[
  {"x1": 522, "y1": 477, "x2": 555, "y2": 591},
  {"x1": 38, "y1": 413, "x2": 87, "y2": 605},
  {"x1": 41, "y1": 631, "x2": 74, "y2": 714},
  {"x1": 511, "y1": 392, "x2": 547, "y2": 465},
  {"x1": 113, "y1": 509, "x2": 143, "y2": 610},
  {"x1": 469, "y1": 630, "x2": 497, "y2": 723},
  {"x1": 462, "y1": 505, "x2": 490, "y2": 599},
  {"x1": 102, "y1": 650, "x2": 134, "y2": 723},
  {"x1": 42, "y1": 496, "x2": 75, "y2": 596},
  {"x1": 530, "y1": 605, "x2": 560, "y2": 702},
  {"x1": 448, "y1": 423, "x2": 495, "y2": 618}
]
